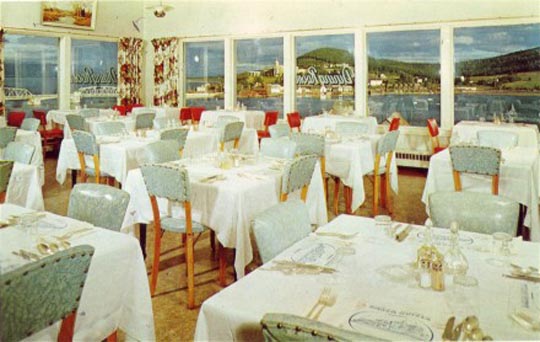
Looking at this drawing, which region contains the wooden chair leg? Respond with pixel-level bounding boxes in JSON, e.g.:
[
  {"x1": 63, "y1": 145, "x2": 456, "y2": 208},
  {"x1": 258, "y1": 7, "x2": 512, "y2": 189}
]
[
  {"x1": 373, "y1": 174, "x2": 380, "y2": 216},
  {"x1": 300, "y1": 186, "x2": 308, "y2": 202},
  {"x1": 333, "y1": 177, "x2": 341, "y2": 215},
  {"x1": 344, "y1": 186, "x2": 352, "y2": 214},
  {"x1": 0, "y1": 192, "x2": 6, "y2": 204},
  {"x1": 150, "y1": 228, "x2": 162, "y2": 296},
  {"x1": 106, "y1": 331, "x2": 118, "y2": 342},
  {"x1": 452, "y1": 170, "x2": 462, "y2": 192},
  {"x1": 218, "y1": 243, "x2": 227, "y2": 286},
  {"x1": 58, "y1": 312, "x2": 76, "y2": 342},
  {"x1": 380, "y1": 174, "x2": 387, "y2": 208},
  {"x1": 280, "y1": 193, "x2": 288, "y2": 202},
  {"x1": 185, "y1": 232, "x2": 195, "y2": 309},
  {"x1": 209, "y1": 231, "x2": 216, "y2": 259}
]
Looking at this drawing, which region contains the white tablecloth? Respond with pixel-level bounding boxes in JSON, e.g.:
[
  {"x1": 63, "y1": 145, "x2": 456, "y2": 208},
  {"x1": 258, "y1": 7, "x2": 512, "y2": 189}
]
[
  {"x1": 48, "y1": 109, "x2": 117, "y2": 139},
  {"x1": 326, "y1": 134, "x2": 399, "y2": 212},
  {"x1": 302, "y1": 115, "x2": 379, "y2": 135},
  {"x1": 200, "y1": 110, "x2": 265, "y2": 130},
  {"x1": 452, "y1": 121, "x2": 540, "y2": 148},
  {"x1": 131, "y1": 107, "x2": 179, "y2": 120},
  {"x1": 0, "y1": 204, "x2": 155, "y2": 341},
  {"x1": 86, "y1": 116, "x2": 136, "y2": 136},
  {"x1": 195, "y1": 214, "x2": 540, "y2": 341},
  {"x1": 422, "y1": 147, "x2": 540, "y2": 241},
  {"x1": 5, "y1": 162, "x2": 44, "y2": 211},
  {"x1": 199, "y1": 126, "x2": 259, "y2": 155},
  {"x1": 122, "y1": 156, "x2": 328, "y2": 278}
]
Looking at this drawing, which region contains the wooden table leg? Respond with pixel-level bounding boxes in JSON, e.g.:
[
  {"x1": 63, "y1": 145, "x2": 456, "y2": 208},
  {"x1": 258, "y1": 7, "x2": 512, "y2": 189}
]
[
  {"x1": 218, "y1": 243, "x2": 227, "y2": 286},
  {"x1": 139, "y1": 223, "x2": 147, "y2": 259},
  {"x1": 71, "y1": 169, "x2": 77, "y2": 188}
]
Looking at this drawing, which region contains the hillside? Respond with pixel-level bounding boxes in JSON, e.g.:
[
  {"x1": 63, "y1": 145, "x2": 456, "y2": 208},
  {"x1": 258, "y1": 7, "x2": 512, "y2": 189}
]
[
  {"x1": 368, "y1": 57, "x2": 439, "y2": 79},
  {"x1": 457, "y1": 47, "x2": 540, "y2": 77},
  {"x1": 297, "y1": 48, "x2": 354, "y2": 69}
]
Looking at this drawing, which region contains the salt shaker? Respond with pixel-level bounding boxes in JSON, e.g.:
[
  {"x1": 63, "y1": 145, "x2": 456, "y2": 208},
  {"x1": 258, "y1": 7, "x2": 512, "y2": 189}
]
[
  {"x1": 431, "y1": 255, "x2": 445, "y2": 291},
  {"x1": 419, "y1": 258, "x2": 431, "y2": 288}
]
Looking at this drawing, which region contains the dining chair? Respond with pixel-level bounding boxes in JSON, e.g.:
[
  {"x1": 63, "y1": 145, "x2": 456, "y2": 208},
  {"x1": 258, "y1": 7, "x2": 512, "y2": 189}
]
[
  {"x1": 477, "y1": 130, "x2": 518, "y2": 149},
  {"x1": 252, "y1": 200, "x2": 311, "y2": 264},
  {"x1": 65, "y1": 114, "x2": 86, "y2": 132},
  {"x1": 261, "y1": 313, "x2": 382, "y2": 342},
  {"x1": 152, "y1": 117, "x2": 169, "y2": 130},
  {"x1": 286, "y1": 112, "x2": 301, "y2": 132},
  {"x1": 160, "y1": 128, "x2": 189, "y2": 156},
  {"x1": 219, "y1": 121, "x2": 244, "y2": 151},
  {"x1": 135, "y1": 112, "x2": 156, "y2": 130},
  {"x1": 0, "y1": 245, "x2": 94, "y2": 342},
  {"x1": 290, "y1": 132, "x2": 326, "y2": 192},
  {"x1": 140, "y1": 164, "x2": 209, "y2": 309},
  {"x1": 260, "y1": 138, "x2": 297, "y2": 159},
  {"x1": 7, "y1": 111, "x2": 26, "y2": 128},
  {"x1": 0, "y1": 160, "x2": 14, "y2": 203},
  {"x1": 335, "y1": 121, "x2": 369, "y2": 135},
  {"x1": 95, "y1": 121, "x2": 125, "y2": 136},
  {"x1": 179, "y1": 107, "x2": 192, "y2": 125},
  {"x1": 0, "y1": 127, "x2": 17, "y2": 149},
  {"x1": 20, "y1": 118, "x2": 40, "y2": 132},
  {"x1": 4, "y1": 142, "x2": 35, "y2": 165},
  {"x1": 141, "y1": 140, "x2": 181, "y2": 164},
  {"x1": 426, "y1": 118, "x2": 446, "y2": 154},
  {"x1": 190, "y1": 107, "x2": 206, "y2": 126},
  {"x1": 257, "y1": 111, "x2": 279, "y2": 140},
  {"x1": 33, "y1": 109, "x2": 64, "y2": 158},
  {"x1": 72, "y1": 130, "x2": 112, "y2": 184},
  {"x1": 449, "y1": 145, "x2": 501, "y2": 195},
  {"x1": 281, "y1": 155, "x2": 318, "y2": 202},
  {"x1": 269, "y1": 123, "x2": 290, "y2": 138},
  {"x1": 388, "y1": 116, "x2": 400, "y2": 131},
  {"x1": 68, "y1": 183, "x2": 130, "y2": 232},
  {"x1": 429, "y1": 191, "x2": 519, "y2": 236},
  {"x1": 79, "y1": 108, "x2": 99, "y2": 118},
  {"x1": 113, "y1": 105, "x2": 127, "y2": 116}
]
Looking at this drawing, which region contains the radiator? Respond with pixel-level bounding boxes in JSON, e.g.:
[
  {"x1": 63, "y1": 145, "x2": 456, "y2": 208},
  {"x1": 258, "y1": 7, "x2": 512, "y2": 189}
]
[{"x1": 395, "y1": 151, "x2": 431, "y2": 168}]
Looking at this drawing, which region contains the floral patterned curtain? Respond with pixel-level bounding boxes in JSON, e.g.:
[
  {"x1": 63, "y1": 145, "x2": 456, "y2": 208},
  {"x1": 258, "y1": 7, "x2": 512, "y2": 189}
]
[
  {"x1": 151, "y1": 37, "x2": 179, "y2": 107},
  {"x1": 0, "y1": 28, "x2": 5, "y2": 116},
  {"x1": 118, "y1": 37, "x2": 143, "y2": 106}
]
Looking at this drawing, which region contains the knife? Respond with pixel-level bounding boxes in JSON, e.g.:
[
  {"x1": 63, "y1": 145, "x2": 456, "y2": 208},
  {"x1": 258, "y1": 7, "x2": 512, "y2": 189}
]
[
  {"x1": 273, "y1": 260, "x2": 337, "y2": 273},
  {"x1": 503, "y1": 274, "x2": 540, "y2": 283},
  {"x1": 442, "y1": 316, "x2": 455, "y2": 341}
]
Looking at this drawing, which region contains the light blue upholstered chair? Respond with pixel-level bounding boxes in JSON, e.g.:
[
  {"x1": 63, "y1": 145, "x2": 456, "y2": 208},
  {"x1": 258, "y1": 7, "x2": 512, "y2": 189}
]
[
  {"x1": 135, "y1": 111, "x2": 156, "y2": 130},
  {"x1": 4, "y1": 142, "x2": 35, "y2": 164},
  {"x1": 161, "y1": 128, "x2": 189, "y2": 156},
  {"x1": 0, "y1": 127, "x2": 17, "y2": 149},
  {"x1": 219, "y1": 121, "x2": 244, "y2": 151},
  {"x1": 140, "y1": 164, "x2": 208, "y2": 309},
  {"x1": 0, "y1": 160, "x2": 14, "y2": 203},
  {"x1": 72, "y1": 130, "x2": 111, "y2": 184},
  {"x1": 261, "y1": 313, "x2": 385, "y2": 342},
  {"x1": 79, "y1": 108, "x2": 99, "y2": 118},
  {"x1": 429, "y1": 191, "x2": 519, "y2": 236},
  {"x1": 269, "y1": 123, "x2": 290, "y2": 138},
  {"x1": 449, "y1": 145, "x2": 501, "y2": 195},
  {"x1": 0, "y1": 245, "x2": 94, "y2": 342},
  {"x1": 20, "y1": 118, "x2": 40, "y2": 132},
  {"x1": 291, "y1": 132, "x2": 326, "y2": 187},
  {"x1": 477, "y1": 130, "x2": 518, "y2": 149},
  {"x1": 153, "y1": 117, "x2": 169, "y2": 130},
  {"x1": 335, "y1": 121, "x2": 369, "y2": 135},
  {"x1": 95, "y1": 121, "x2": 125, "y2": 136},
  {"x1": 260, "y1": 138, "x2": 297, "y2": 159},
  {"x1": 252, "y1": 200, "x2": 311, "y2": 264},
  {"x1": 141, "y1": 140, "x2": 181, "y2": 164},
  {"x1": 65, "y1": 114, "x2": 86, "y2": 131},
  {"x1": 281, "y1": 155, "x2": 318, "y2": 202},
  {"x1": 68, "y1": 183, "x2": 130, "y2": 232},
  {"x1": 370, "y1": 130, "x2": 400, "y2": 216}
]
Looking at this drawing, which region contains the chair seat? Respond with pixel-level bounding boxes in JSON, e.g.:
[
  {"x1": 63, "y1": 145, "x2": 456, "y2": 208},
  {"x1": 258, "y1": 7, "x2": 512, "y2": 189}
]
[
  {"x1": 40, "y1": 128, "x2": 64, "y2": 139},
  {"x1": 257, "y1": 130, "x2": 271, "y2": 139},
  {"x1": 367, "y1": 164, "x2": 391, "y2": 176},
  {"x1": 161, "y1": 216, "x2": 207, "y2": 233},
  {"x1": 84, "y1": 167, "x2": 112, "y2": 178},
  {"x1": 434, "y1": 146, "x2": 446, "y2": 154}
]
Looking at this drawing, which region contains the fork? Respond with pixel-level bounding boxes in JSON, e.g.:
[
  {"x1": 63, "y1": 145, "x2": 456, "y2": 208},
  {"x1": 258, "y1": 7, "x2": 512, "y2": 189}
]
[
  {"x1": 306, "y1": 287, "x2": 331, "y2": 319},
  {"x1": 309, "y1": 287, "x2": 337, "y2": 320}
]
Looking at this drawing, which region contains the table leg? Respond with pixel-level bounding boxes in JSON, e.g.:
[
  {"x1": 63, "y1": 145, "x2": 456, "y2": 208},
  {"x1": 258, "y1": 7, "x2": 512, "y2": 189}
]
[
  {"x1": 218, "y1": 243, "x2": 227, "y2": 286},
  {"x1": 71, "y1": 169, "x2": 77, "y2": 188},
  {"x1": 139, "y1": 223, "x2": 147, "y2": 259}
]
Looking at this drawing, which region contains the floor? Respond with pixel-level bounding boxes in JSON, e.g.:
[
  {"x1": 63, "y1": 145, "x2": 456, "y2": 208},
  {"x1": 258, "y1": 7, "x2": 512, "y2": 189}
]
[{"x1": 42, "y1": 155, "x2": 428, "y2": 341}]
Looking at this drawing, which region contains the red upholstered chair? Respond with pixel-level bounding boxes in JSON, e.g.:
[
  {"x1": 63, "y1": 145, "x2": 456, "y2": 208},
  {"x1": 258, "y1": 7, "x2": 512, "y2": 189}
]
[
  {"x1": 427, "y1": 118, "x2": 446, "y2": 154},
  {"x1": 190, "y1": 107, "x2": 205, "y2": 126},
  {"x1": 131, "y1": 103, "x2": 143, "y2": 109},
  {"x1": 179, "y1": 107, "x2": 192, "y2": 125},
  {"x1": 8, "y1": 111, "x2": 26, "y2": 128},
  {"x1": 389, "y1": 117, "x2": 400, "y2": 131},
  {"x1": 33, "y1": 110, "x2": 63, "y2": 158},
  {"x1": 113, "y1": 105, "x2": 127, "y2": 116},
  {"x1": 286, "y1": 112, "x2": 301, "y2": 132},
  {"x1": 257, "y1": 111, "x2": 279, "y2": 140}
]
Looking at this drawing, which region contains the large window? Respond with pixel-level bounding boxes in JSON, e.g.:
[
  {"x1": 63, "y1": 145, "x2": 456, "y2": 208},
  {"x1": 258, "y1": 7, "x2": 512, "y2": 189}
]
[
  {"x1": 184, "y1": 41, "x2": 225, "y2": 109},
  {"x1": 71, "y1": 39, "x2": 118, "y2": 109},
  {"x1": 236, "y1": 38, "x2": 283, "y2": 114},
  {"x1": 454, "y1": 24, "x2": 540, "y2": 124},
  {"x1": 367, "y1": 30, "x2": 441, "y2": 126},
  {"x1": 4, "y1": 34, "x2": 59, "y2": 113},
  {"x1": 295, "y1": 34, "x2": 354, "y2": 117}
]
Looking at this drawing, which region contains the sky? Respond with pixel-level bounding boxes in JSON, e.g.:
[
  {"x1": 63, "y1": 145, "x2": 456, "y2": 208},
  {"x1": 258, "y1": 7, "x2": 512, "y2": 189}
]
[
  {"x1": 367, "y1": 30, "x2": 440, "y2": 64},
  {"x1": 236, "y1": 38, "x2": 283, "y2": 73}
]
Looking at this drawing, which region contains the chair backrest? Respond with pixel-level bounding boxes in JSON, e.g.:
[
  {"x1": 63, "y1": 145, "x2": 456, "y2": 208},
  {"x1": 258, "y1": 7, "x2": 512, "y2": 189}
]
[
  {"x1": 426, "y1": 118, "x2": 439, "y2": 137},
  {"x1": 429, "y1": 191, "x2": 519, "y2": 235},
  {"x1": 79, "y1": 108, "x2": 99, "y2": 118},
  {"x1": 4, "y1": 142, "x2": 35, "y2": 164},
  {"x1": 261, "y1": 313, "x2": 384, "y2": 342},
  {"x1": 286, "y1": 112, "x2": 301, "y2": 129},
  {"x1": 290, "y1": 133, "x2": 324, "y2": 157},
  {"x1": 135, "y1": 112, "x2": 156, "y2": 130},
  {"x1": 0, "y1": 245, "x2": 94, "y2": 342},
  {"x1": 20, "y1": 118, "x2": 40, "y2": 132},
  {"x1": 377, "y1": 130, "x2": 400, "y2": 156},
  {"x1": 252, "y1": 200, "x2": 311, "y2": 264},
  {"x1": 141, "y1": 140, "x2": 181, "y2": 164},
  {"x1": 72, "y1": 130, "x2": 99, "y2": 156},
  {"x1": 161, "y1": 128, "x2": 189, "y2": 150},
  {"x1": 477, "y1": 130, "x2": 518, "y2": 149},
  {"x1": 335, "y1": 121, "x2": 369, "y2": 135},
  {"x1": 190, "y1": 107, "x2": 205, "y2": 122},
  {"x1": 269, "y1": 123, "x2": 290, "y2": 138},
  {"x1": 65, "y1": 114, "x2": 86, "y2": 131},
  {"x1": 449, "y1": 145, "x2": 501, "y2": 176},
  {"x1": 221, "y1": 121, "x2": 244, "y2": 144},
  {"x1": 179, "y1": 107, "x2": 192, "y2": 123},
  {"x1": 32, "y1": 110, "x2": 48, "y2": 127},
  {"x1": 260, "y1": 138, "x2": 297, "y2": 159},
  {"x1": 0, "y1": 160, "x2": 14, "y2": 194},
  {"x1": 94, "y1": 121, "x2": 125, "y2": 136},
  {"x1": 389, "y1": 117, "x2": 400, "y2": 131},
  {"x1": 140, "y1": 164, "x2": 190, "y2": 202},
  {"x1": 68, "y1": 183, "x2": 130, "y2": 231},
  {"x1": 7, "y1": 111, "x2": 26, "y2": 128},
  {"x1": 264, "y1": 111, "x2": 279, "y2": 127},
  {"x1": 112, "y1": 105, "x2": 127, "y2": 116},
  {"x1": 153, "y1": 117, "x2": 169, "y2": 130},
  {"x1": 0, "y1": 127, "x2": 17, "y2": 149},
  {"x1": 282, "y1": 155, "x2": 318, "y2": 195}
]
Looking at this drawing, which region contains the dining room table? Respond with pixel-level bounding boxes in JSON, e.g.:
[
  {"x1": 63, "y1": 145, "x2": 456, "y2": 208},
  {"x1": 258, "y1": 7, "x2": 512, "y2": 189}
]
[
  {"x1": 194, "y1": 214, "x2": 540, "y2": 341},
  {"x1": 451, "y1": 121, "x2": 540, "y2": 148},
  {"x1": 199, "y1": 109, "x2": 265, "y2": 130},
  {"x1": 302, "y1": 114, "x2": 379, "y2": 135},
  {"x1": 0, "y1": 203, "x2": 155, "y2": 341}
]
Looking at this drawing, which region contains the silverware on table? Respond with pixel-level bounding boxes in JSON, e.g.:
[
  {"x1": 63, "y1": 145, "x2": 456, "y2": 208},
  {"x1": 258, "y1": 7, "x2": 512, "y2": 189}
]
[{"x1": 395, "y1": 224, "x2": 412, "y2": 242}]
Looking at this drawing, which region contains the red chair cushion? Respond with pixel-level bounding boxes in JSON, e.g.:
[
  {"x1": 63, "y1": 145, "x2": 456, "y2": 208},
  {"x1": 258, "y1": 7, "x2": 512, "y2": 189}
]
[
  {"x1": 180, "y1": 108, "x2": 191, "y2": 123},
  {"x1": 426, "y1": 118, "x2": 439, "y2": 137},
  {"x1": 8, "y1": 112, "x2": 26, "y2": 128},
  {"x1": 190, "y1": 107, "x2": 205, "y2": 122},
  {"x1": 264, "y1": 111, "x2": 279, "y2": 127},
  {"x1": 40, "y1": 128, "x2": 64, "y2": 139},
  {"x1": 287, "y1": 112, "x2": 301, "y2": 129},
  {"x1": 113, "y1": 105, "x2": 127, "y2": 116},
  {"x1": 434, "y1": 146, "x2": 446, "y2": 154},
  {"x1": 257, "y1": 130, "x2": 271, "y2": 139},
  {"x1": 389, "y1": 117, "x2": 400, "y2": 131}
]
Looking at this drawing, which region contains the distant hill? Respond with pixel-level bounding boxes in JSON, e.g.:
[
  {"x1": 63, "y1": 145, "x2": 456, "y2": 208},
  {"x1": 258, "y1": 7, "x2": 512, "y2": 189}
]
[
  {"x1": 368, "y1": 57, "x2": 439, "y2": 79},
  {"x1": 457, "y1": 47, "x2": 540, "y2": 77},
  {"x1": 297, "y1": 48, "x2": 354, "y2": 69}
]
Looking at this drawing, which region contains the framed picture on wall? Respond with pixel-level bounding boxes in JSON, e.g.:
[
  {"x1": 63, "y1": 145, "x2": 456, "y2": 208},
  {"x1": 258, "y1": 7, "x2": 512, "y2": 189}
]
[{"x1": 41, "y1": 1, "x2": 97, "y2": 30}]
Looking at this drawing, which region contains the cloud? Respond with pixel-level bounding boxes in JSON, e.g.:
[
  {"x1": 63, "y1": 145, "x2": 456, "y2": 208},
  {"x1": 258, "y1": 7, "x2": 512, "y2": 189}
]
[{"x1": 455, "y1": 36, "x2": 474, "y2": 45}]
